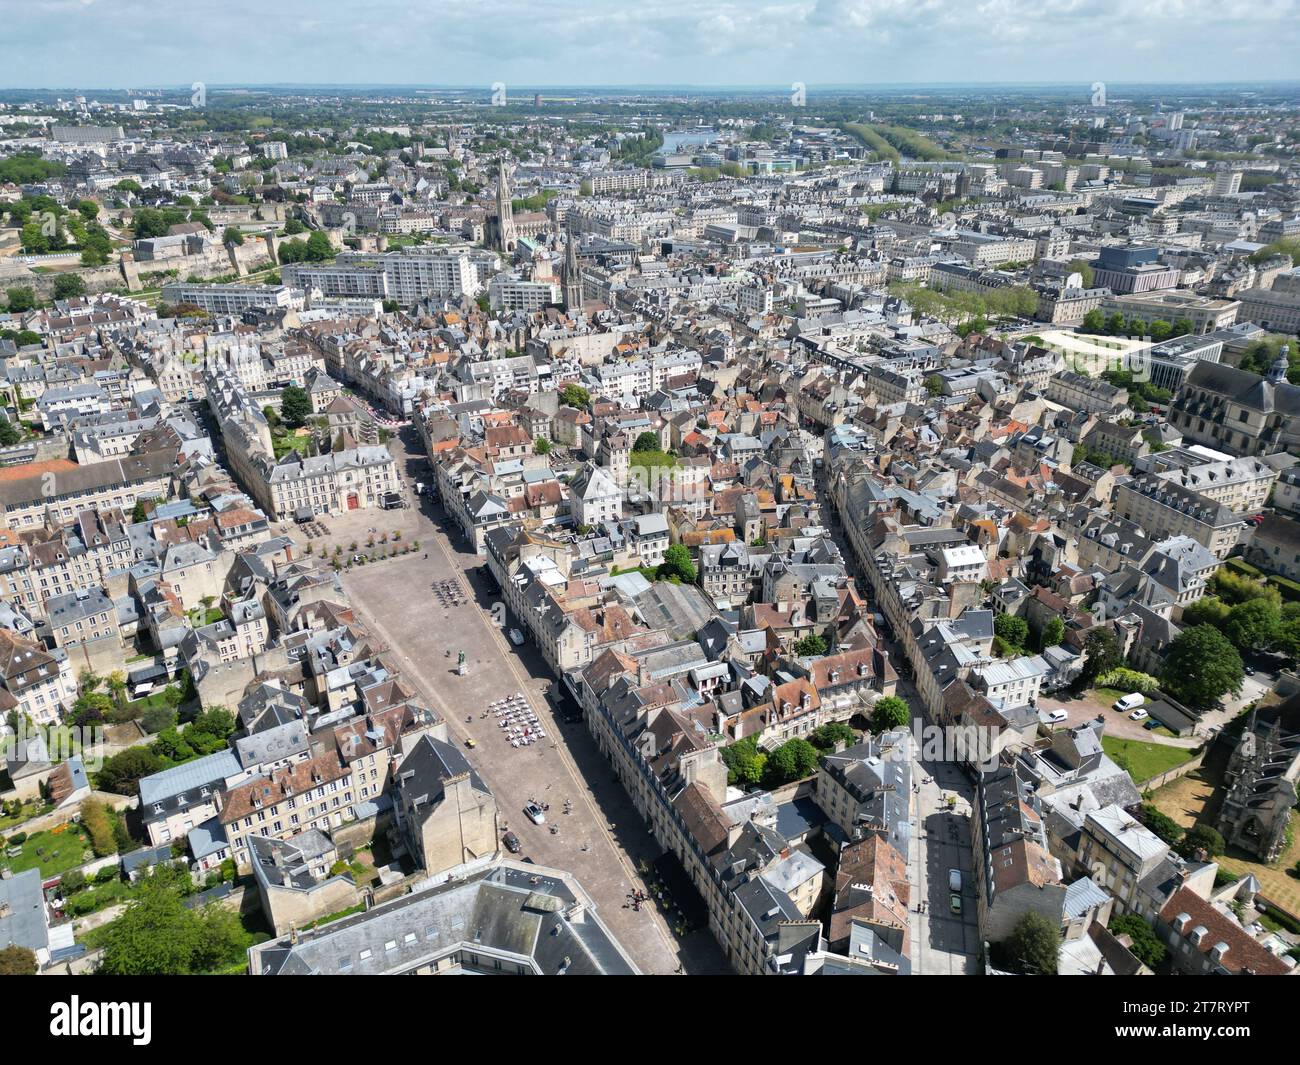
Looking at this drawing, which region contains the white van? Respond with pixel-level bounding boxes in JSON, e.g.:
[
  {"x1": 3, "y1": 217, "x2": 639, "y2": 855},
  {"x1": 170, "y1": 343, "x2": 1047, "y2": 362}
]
[
  {"x1": 948, "y1": 869, "x2": 962, "y2": 893},
  {"x1": 1113, "y1": 692, "x2": 1145, "y2": 713}
]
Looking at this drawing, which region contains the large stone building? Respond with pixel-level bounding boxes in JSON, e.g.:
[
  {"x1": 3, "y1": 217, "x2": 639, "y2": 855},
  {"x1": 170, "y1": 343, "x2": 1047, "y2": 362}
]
[
  {"x1": 395, "y1": 734, "x2": 500, "y2": 876},
  {"x1": 249, "y1": 858, "x2": 639, "y2": 974},
  {"x1": 1168, "y1": 355, "x2": 1300, "y2": 457},
  {"x1": 1218, "y1": 695, "x2": 1300, "y2": 863}
]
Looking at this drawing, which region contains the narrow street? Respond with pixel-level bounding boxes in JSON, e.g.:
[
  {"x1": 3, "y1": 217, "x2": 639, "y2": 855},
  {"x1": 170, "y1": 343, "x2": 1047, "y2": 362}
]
[{"x1": 815, "y1": 452, "x2": 981, "y2": 973}]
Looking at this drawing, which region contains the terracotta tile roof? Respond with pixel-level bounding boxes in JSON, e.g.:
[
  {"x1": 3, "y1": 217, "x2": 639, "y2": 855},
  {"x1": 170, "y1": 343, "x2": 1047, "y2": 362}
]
[{"x1": 1159, "y1": 887, "x2": 1289, "y2": 975}]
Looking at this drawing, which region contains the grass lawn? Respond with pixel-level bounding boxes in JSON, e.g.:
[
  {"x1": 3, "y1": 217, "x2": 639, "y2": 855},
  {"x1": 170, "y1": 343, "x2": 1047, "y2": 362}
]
[
  {"x1": 1101, "y1": 736, "x2": 1196, "y2": 783},
  {"x1": 271, "y1": 431, "x2": 311, "y2": 458},
  {"x1": 123, "y1": 689, "x2": 176, "y2": 715},
  {"x1": 1, "y1": 824, "x2": 94, "y2": 878},
  {"x1": 1150, "y1": 743, "x2": 1300, "y2": 915},
  {"x1": 0, "y1": 800, "x2": 53, "y2": 833}
]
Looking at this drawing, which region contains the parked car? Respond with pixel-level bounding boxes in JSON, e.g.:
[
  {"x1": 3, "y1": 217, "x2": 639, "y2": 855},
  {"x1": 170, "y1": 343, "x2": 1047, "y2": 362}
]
[
  {"x1": 1113, "y1": 692, "x2": 1145, "y2": 713},
  {"x1": 1045, "y1": 709, "x2": 1068, "y2": 724},
  {"x1": 948, "y1": 869, "x2": 962, "y2": 893},
  {"x1": 949, "y1": 894, "x2": 962, "y2": 915},
  {"x1": 524, "y1": 801, "x2": 545, "y2": 825},
  {"x1": 502, "y1": 831, "x2": 521, "y2": 854},
  {"x1": 508, "y1": 628, "x2": 524, "y2": 647},
  {"x1": 464, "y1": 737, "x2": 476, "y2": 749},
  {"x1": 1129, "y1": 708, "x2": 1149, "y2": 721}
]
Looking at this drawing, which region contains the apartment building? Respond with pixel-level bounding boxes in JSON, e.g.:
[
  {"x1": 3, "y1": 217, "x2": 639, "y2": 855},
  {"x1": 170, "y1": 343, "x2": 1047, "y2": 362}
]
[
  {"x1": 282, "y1": 245, "x2": 490, "y2": 307},
  {"x1": 1043, "y1": 370, "x2": 1128, "y2": 414},
  {"x1": 0, "y1": 628, "x2": 78, "y2": 727},
  {"x1": 1113, "y1": 475, "x2": 1246, "y2": 559},
  {"x1": 0, "y1": 452, "x2": 174, "y2": 530},
  {"x1": 160, "y1": 283, "x2": 304, "y2": 316}
]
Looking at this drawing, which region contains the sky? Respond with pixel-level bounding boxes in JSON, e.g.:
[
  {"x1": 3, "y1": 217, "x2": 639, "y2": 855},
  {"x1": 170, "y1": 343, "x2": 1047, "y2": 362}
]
[{"x1": 6, "y1": 0, "x2": 1300, "y2": 89}]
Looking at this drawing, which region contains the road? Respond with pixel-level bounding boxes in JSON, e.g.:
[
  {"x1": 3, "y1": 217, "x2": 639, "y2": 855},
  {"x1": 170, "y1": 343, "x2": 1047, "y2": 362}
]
[
  {"x1": 327, "y1": 426, "x2": 728, "y2": 974},
  {"x1": 813, "y1": 454, "x2": 981, "y2": 973}
]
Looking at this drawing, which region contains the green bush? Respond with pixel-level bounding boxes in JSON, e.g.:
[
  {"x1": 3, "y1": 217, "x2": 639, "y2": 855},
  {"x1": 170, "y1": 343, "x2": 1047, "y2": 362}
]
[
  {"x1": 81, "y1": 799, "x2": 117, "y2": 858},
  {"x1": 1095, "y1": 667, "x2": 1161, "y2": 694},
  {"x1": 1137, "y1": 803, "x2": 1184, "y2": 845}
]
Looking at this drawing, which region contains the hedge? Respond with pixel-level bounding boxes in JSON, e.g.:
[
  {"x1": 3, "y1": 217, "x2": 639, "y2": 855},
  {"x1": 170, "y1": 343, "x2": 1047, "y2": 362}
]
[
  {"x1": 80, "y1": 800, "x2": 116, "y2": 858},
  {"x1": 1095, "y1": 667, "x2": 1161, "y2": 694},
  {"x1": 1268, "y1": 574, "x2": 1300, "y2": 602}
]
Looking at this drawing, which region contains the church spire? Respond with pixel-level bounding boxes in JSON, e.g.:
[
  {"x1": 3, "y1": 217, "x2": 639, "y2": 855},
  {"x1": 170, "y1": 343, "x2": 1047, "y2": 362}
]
[
  {"x1": 494, "y1": 158, "x2": 517, "y2": 254},
  {"x1": 562, "y1": 225, "x2": 581, "y2": 313}
]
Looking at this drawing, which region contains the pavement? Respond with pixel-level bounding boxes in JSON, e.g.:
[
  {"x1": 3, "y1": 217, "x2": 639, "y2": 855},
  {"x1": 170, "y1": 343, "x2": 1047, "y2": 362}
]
[
  {"x1": 333, "y1": 427, "x2": 729, "y2": 974},
  {"x1": 1035, "y1": 690, "x2": 1201, "y2": 744}
]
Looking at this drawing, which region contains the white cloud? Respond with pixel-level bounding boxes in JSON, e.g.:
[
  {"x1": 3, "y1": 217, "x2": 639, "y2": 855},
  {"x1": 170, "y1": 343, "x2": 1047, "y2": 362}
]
[{"x1": 3, "y1": 0, "x2": 1298, "y2": 86}]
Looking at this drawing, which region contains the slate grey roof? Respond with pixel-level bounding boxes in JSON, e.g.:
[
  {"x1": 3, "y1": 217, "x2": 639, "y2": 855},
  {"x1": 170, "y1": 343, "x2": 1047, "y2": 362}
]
[
  {"x1": 0, "y1": 868, "x2": 48, "y2": 955},
  {"x1": 251, "y1": 860, "x2": 637, "y2": 975}
]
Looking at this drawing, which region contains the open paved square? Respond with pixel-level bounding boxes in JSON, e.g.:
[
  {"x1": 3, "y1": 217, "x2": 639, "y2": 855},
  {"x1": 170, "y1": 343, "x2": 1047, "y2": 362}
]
[{"x1": 340, "y1": 490, "x2": 729, "y2": 974}]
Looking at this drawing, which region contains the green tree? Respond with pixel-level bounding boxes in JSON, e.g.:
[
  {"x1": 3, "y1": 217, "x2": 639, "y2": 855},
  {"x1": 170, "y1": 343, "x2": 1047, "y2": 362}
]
[
  {"x1": 141, "y1": 705, "x2": 177, "y2": 734},
  {"x1": 1006, "y1": 911, "x2": 1060, "y2": 975},
  {"x1": 1147, "y1": 319, "x2": 1173, "y2": 343},
  {"x1": 1081, "y1": 308, "x2": 1105, "y2": 333},
  {"x1": 279, "y1": 385, "x2": 312, "y2": 429},
  {"x1": 305, "y1": 230, "x2": 334, "y2": 261},
  {"x1": 69, "y1": 691, "x2": 113, "y2": 727},
  {"x1": 720, "y1": 736, "x2": 766, "y2": 786},
  {"x1": 1109, "y1": 913, "x2": 1166, "y2": 969},
  {"x1": 99, "y1": 875, "x2": 203, "y2": 975},
  {"x1": 533, "y1": 437, "x2": 551, "y2": 455},
  {"x1": 792, "y1": 633, "x2": 828, "y2": 657},
  {"x1": 870, "y1": 695, "x2": 910, "y2": 733},
  {"x1": 277, "y1": 237, "x2": 308, "y2": 263},
  {"x1": 809, "y1": 721, "x2": 857, "y2": 750},
  {"x1": 96, "y1": 746, "x2": 165, "y2": 795},
  {"x1": 1180, "y1": 595, "x2": 1231, "y2": 628},
  {"x1": 52, "y1": 274, "x2": 87, "y2": 301},
  {"x1": 994, "y1": 613, "x2": 1030, "y2": 654},
  {"x1": 5, "y1": 287, "x2": 36, "y2": 313},
  {"x1": 1078, "y1": 627, "x2": 1122, "y2": 688},
  {"x1": 1162, "y1": 624, "x2": 1244, "y2": 709},
  {"x1": 632, "y1": 431, "x2": 660, "y2": 453},
  {"x1": 1223, "y1": 598, "x2": 1280, "y2": 653},
  {"x1": 1067, "y1": 259, "x2": 1095, "y2": 288},
  {"x1": 1211, "y1": 568, "x2": 1277, "y2": 607},
  {"x1": 1179, "y1": 823, "x2": 1225, "y2": 859},
  {"x1": 764, "y1": 738, "x2": 821, "y2": 786},
  {"x1": 0, "y1": 415, "x2": 22, "y2": 447},
  {"x1": 1039, "y1": 616, "x2": 1066, "y2": 651},
  {"x1": 222, "y1": 226, "x2": 244, "y2": 246},
  {"x1": 559, "y1": 383, "x2": 590, "y2": 409},
  {"x1": 657, "y1": 544, "x2": 695, "y2": 584}
]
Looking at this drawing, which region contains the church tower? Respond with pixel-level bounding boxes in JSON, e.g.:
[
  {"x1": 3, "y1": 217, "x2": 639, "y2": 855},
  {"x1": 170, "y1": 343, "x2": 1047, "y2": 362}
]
[
  {"x1": 562, "y1": 226, "x2": 582, "y2": 313},
  {"x1": 1268, "y1": 345, "x2": 1290, "y2": 385},
  {"x1": 494, "y1": 159, "x2": 517, "y2": 254}
]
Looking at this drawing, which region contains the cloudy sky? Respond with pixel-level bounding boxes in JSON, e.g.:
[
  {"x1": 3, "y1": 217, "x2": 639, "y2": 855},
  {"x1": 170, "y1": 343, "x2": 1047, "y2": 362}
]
[{"x1": 8, "y1": 0, "x2": 1299, "y2": 89}]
